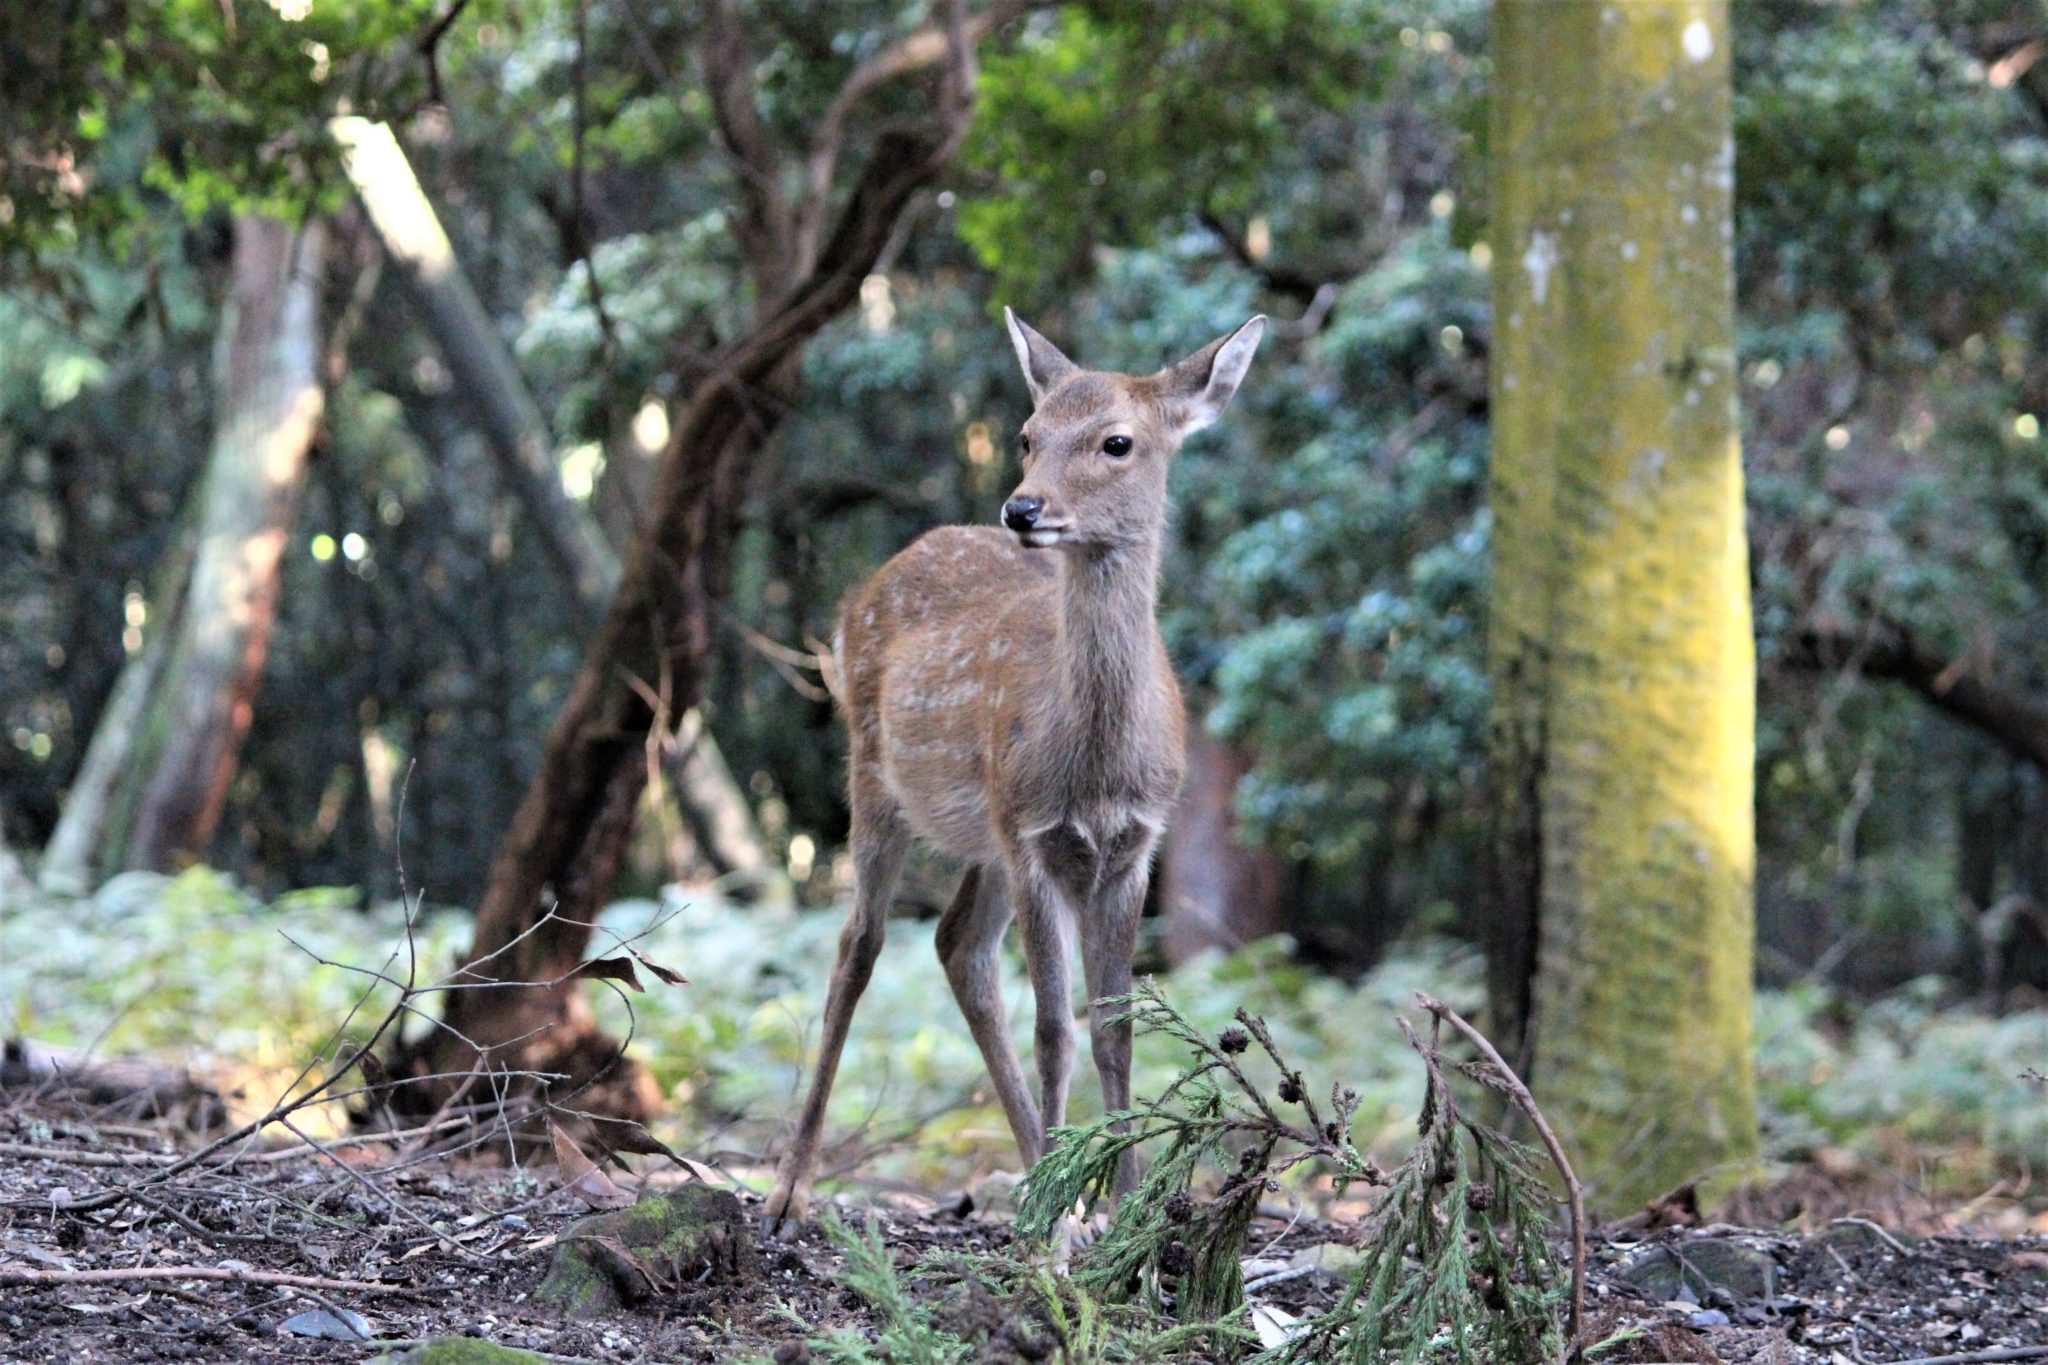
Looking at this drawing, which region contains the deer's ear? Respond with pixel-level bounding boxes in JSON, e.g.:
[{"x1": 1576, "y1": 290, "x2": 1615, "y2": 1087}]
[
  {"x1": 1004, "y1": 308, "x2": 1079, "y2": 405},
  {"x1": 1162, "y1": 315, "x2": 1266, "y2": 434}
]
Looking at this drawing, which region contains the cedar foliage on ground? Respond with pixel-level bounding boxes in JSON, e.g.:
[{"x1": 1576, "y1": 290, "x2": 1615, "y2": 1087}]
[{"x1": 938, "y1": 981, "x2": 1571, "y2": 1362}]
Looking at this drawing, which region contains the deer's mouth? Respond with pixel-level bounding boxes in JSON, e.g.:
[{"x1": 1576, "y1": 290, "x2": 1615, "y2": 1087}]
[{"x1": 1018, "y1": 525, "x2": 1068, "y2": 548}]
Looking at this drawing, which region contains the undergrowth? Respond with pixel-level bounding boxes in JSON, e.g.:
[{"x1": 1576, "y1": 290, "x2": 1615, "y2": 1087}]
[
  {"x1": 789, "y1": 1210, "x2": 1236, "y2": 1364},
  {"x1": 5, "y1": 870, "x2": 2044, "y2": 1198},
  {"x1": 792, "y1": 982, "x2": 1569, "y2": 1364}
]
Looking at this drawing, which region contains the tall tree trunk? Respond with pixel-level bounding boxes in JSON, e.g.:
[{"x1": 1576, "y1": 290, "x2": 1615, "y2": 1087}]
[
  {"x1": 0, "y1": 825, "x2": 29, "y2": 909},
  {"x1": 1160, "y1": 717, "x2": 1287, "y2": 963},
  {"x1": 416, "y1": 128, "x2": 965, "y2": 1103},
  {"x1": 672, "y1": 709, "x2": 772, "y2": 892},
  {"x1": 117, "y1": 216, "x2": 327, "y2": 872},
  {"x1": 1487, "y1": 0, "x2": 1757, "y2": 1209}
]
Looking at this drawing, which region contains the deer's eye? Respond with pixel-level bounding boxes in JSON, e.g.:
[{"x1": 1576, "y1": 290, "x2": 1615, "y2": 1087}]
[
  {"x1": 1102, "y1": 435, "x2": 1133, "y2": 458},
  {"x1": 1019, "y1": 432, "x2": 1032, "y2": 456}
]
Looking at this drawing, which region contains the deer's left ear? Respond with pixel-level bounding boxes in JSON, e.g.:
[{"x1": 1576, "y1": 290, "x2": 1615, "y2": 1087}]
[{"x1": 1162, "y1": 315, "x2": 1266, "y2": 434}]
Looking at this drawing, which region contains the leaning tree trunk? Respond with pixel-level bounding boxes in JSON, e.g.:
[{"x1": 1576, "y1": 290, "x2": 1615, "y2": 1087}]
[
  {"x1": 1487, "y1": 0, "x2": 1757, "y2": 1210},
  {"x1": 331, "y1": 117, "x2": 618, "y2": 609},
  {"x1": 416, "y1": 128, "x2": 966, "y2": 1107},
  {"x1": 81, "y1": 216, "x2": 326, "y2": 876}
]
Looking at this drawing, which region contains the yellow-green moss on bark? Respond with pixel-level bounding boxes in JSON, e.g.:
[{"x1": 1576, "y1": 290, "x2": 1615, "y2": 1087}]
[{"x1": 1487, "y1": 0, "x2": 1758, "y2": 1211}]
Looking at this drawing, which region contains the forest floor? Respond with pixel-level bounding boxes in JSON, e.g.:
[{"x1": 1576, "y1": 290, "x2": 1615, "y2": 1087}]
[
  {"x1": 4, "y1": 885, "x2": 2048, "y2": 1361},
  {"x1": 3, "y1": 1108, "x2": 2047, "y2": 1365}
]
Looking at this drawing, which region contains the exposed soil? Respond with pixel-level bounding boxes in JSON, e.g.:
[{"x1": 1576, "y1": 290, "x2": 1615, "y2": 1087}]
[{"x1": 3, "y1": 1104, "x2": 2045, "y2": 1364}]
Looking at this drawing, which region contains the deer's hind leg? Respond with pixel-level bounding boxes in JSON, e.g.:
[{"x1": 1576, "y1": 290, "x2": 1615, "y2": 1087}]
[
  {"x1": 764, "y1": 778, "x2": 910, "y2": 1234},
  {"x1": 936, "y1": 864, "x2": 1043, "y2": 1165}
]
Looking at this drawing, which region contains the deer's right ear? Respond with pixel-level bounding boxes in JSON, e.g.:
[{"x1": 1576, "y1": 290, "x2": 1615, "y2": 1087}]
[
  {"x1": 1162, "y1": 315, "x2": 1267, "y2": 435},
  {"x1": 1004, "y1": 308, "x2": 1079, "y2": 406}
]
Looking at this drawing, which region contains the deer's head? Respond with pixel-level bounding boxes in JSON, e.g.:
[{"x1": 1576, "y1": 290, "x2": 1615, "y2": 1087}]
[{"x1": 1000, "y1": 310, "x2": 1265, "y2": 551}]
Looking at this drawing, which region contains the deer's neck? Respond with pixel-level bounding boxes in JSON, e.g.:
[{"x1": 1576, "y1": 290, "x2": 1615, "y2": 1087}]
[{"x1": 1054, "y1": 536, "x2": 1165, "y2": 748}]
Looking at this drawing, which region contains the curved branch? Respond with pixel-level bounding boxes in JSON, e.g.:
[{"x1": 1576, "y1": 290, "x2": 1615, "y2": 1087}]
[
  {"x1": 1198, "y1": 209, "x2": 1329, "y2": 307},
  {"x1": 1785, "y1": 622, "x2": 2048, "y2": 769},
  {"x1": 793, "y1": 0, "x2": 1043, "y2": 270}
]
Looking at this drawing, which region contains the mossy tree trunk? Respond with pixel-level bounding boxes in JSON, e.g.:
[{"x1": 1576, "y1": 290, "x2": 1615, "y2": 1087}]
[{"x1": 1486, "y1": 0, "x2": 1758, "y2": 1210}]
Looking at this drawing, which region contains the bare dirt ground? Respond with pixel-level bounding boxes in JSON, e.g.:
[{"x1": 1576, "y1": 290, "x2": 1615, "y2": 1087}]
[{"x1": 3, "y1": 1103, "x2": 2047, "y2": 1364}]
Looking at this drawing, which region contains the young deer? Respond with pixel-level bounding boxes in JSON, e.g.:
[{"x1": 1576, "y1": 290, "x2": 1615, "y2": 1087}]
[{"x1": 763, "y1": 309, "x2": 1266, "y2": 1231}]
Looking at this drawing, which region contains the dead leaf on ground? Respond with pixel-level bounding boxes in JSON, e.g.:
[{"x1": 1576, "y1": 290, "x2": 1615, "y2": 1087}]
[{"x1": 551, "y1": 1123, "x2": 635, "y2": 1210}]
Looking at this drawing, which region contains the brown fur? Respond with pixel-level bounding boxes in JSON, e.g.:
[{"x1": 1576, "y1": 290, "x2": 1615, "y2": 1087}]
[{"x1": 763, "y1": 312, "x2": 1264, "y2": 1230}]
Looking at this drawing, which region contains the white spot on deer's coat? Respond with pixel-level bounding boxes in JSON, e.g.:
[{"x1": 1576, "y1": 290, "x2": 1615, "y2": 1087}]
[
  {"x1": 1682, "y1": 19, "x2": 1713, "y2": 62},
  {"x1": 1523, "y1": 231, "x2": 1558, "y2": 305}
]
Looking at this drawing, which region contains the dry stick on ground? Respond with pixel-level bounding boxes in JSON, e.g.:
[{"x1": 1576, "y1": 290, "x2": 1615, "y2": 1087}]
[
  {"x1": 1884, "y1": 1350, "x2": 2048, "y2": 1365},
  {"x1": 0, "y1": 1265, "x2": 412, "y2": 1294},
  {"x1": 1414, "y1": 991, "x2": 1588, "y2": 1359}
]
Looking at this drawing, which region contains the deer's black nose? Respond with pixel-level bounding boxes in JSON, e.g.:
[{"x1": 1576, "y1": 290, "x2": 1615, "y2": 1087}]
[{"x1": 1003, "y1": 496, "x2": 1044, "y2": 532}]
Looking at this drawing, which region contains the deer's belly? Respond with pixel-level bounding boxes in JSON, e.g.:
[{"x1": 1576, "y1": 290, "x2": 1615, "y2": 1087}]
[
  {"x1": 873, "y1": 629, "x2": 1016, "y2": 860},
  {"x1": 878, "y1": 737, "x2": 999, "y2": 860}
]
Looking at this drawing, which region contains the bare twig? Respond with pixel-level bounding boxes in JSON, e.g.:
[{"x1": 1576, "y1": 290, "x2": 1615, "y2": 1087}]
[
  {"x1": 1830, "y1": 1216, "x2": 1911, "y2": 1257},
  {"x1": 1880, "y1": 1350, "x2": 2048, "y2": 1365},
  {"x1": 1415, "y1": 992, "x2": 1587, "y2": 1360},
  {"x1": 414, "y1": 0, "x2": 473, "y2": 104}
]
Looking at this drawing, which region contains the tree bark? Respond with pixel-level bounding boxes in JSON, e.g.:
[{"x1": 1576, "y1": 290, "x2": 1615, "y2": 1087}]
[
  {"x1": 672, "y1": 709, "x2": 772, "y2": 891},
  {"x1": 1488, "y1": 0, "x2": 1758, "y2": 1209},
  {"x1": 90, "y1": 216, "x2": 326, "y2": 875},
  {"x1": 421, "y1": 126, "x2": 969, "y2": 1097},
  {"x1": 0, "y1": 827, "x2": 29, "y2": 909},
  {"x1": 1160, "y1": 718, "x2": 1288, "y2": 963}
]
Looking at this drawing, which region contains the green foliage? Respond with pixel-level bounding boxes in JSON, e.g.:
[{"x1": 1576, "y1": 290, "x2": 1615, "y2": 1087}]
[
  {"x1": 801, "y1": 1214, "x2": 976, "y2": 1365},
  {"x1": 1266, "y1": 1030, "x2": 1560, "y2": 1364},
  {"x1": 0, "y1": 869, "x2": 463, "y2": 1078},
  {"x1": 1, "y1": 0, "x2": 440, "y2": 269},
  {"x1": 6, "y1": 878, "x2": 2047, "y2": 1203},
  {"x1": 1756, "y1": 977, "x2": 2048, "y2": 1183},
  {"x1": 1017, "y1": 984, "x2": 1377, "y2": 1326},
  {"x1": 960, "y1": 0, "x2": 1482, "y2": 298},
  {"x1": 1736, "y1": 3, "x2": 2048, "y2": 338}
]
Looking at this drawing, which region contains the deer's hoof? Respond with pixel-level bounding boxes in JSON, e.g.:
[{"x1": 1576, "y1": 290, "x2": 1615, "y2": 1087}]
[{"x1": 760, "y1": 1182, "x2": 812, "y2": 1240}]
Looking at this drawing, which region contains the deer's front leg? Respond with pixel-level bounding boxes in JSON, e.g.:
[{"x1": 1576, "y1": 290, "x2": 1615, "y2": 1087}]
[
  {"x1": 1012, "y1": 864, "x2": 1076, "y2": 1155},
  {"x1": 1081, "y1": 830, "x2": 1156, "y2": 1198}
]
